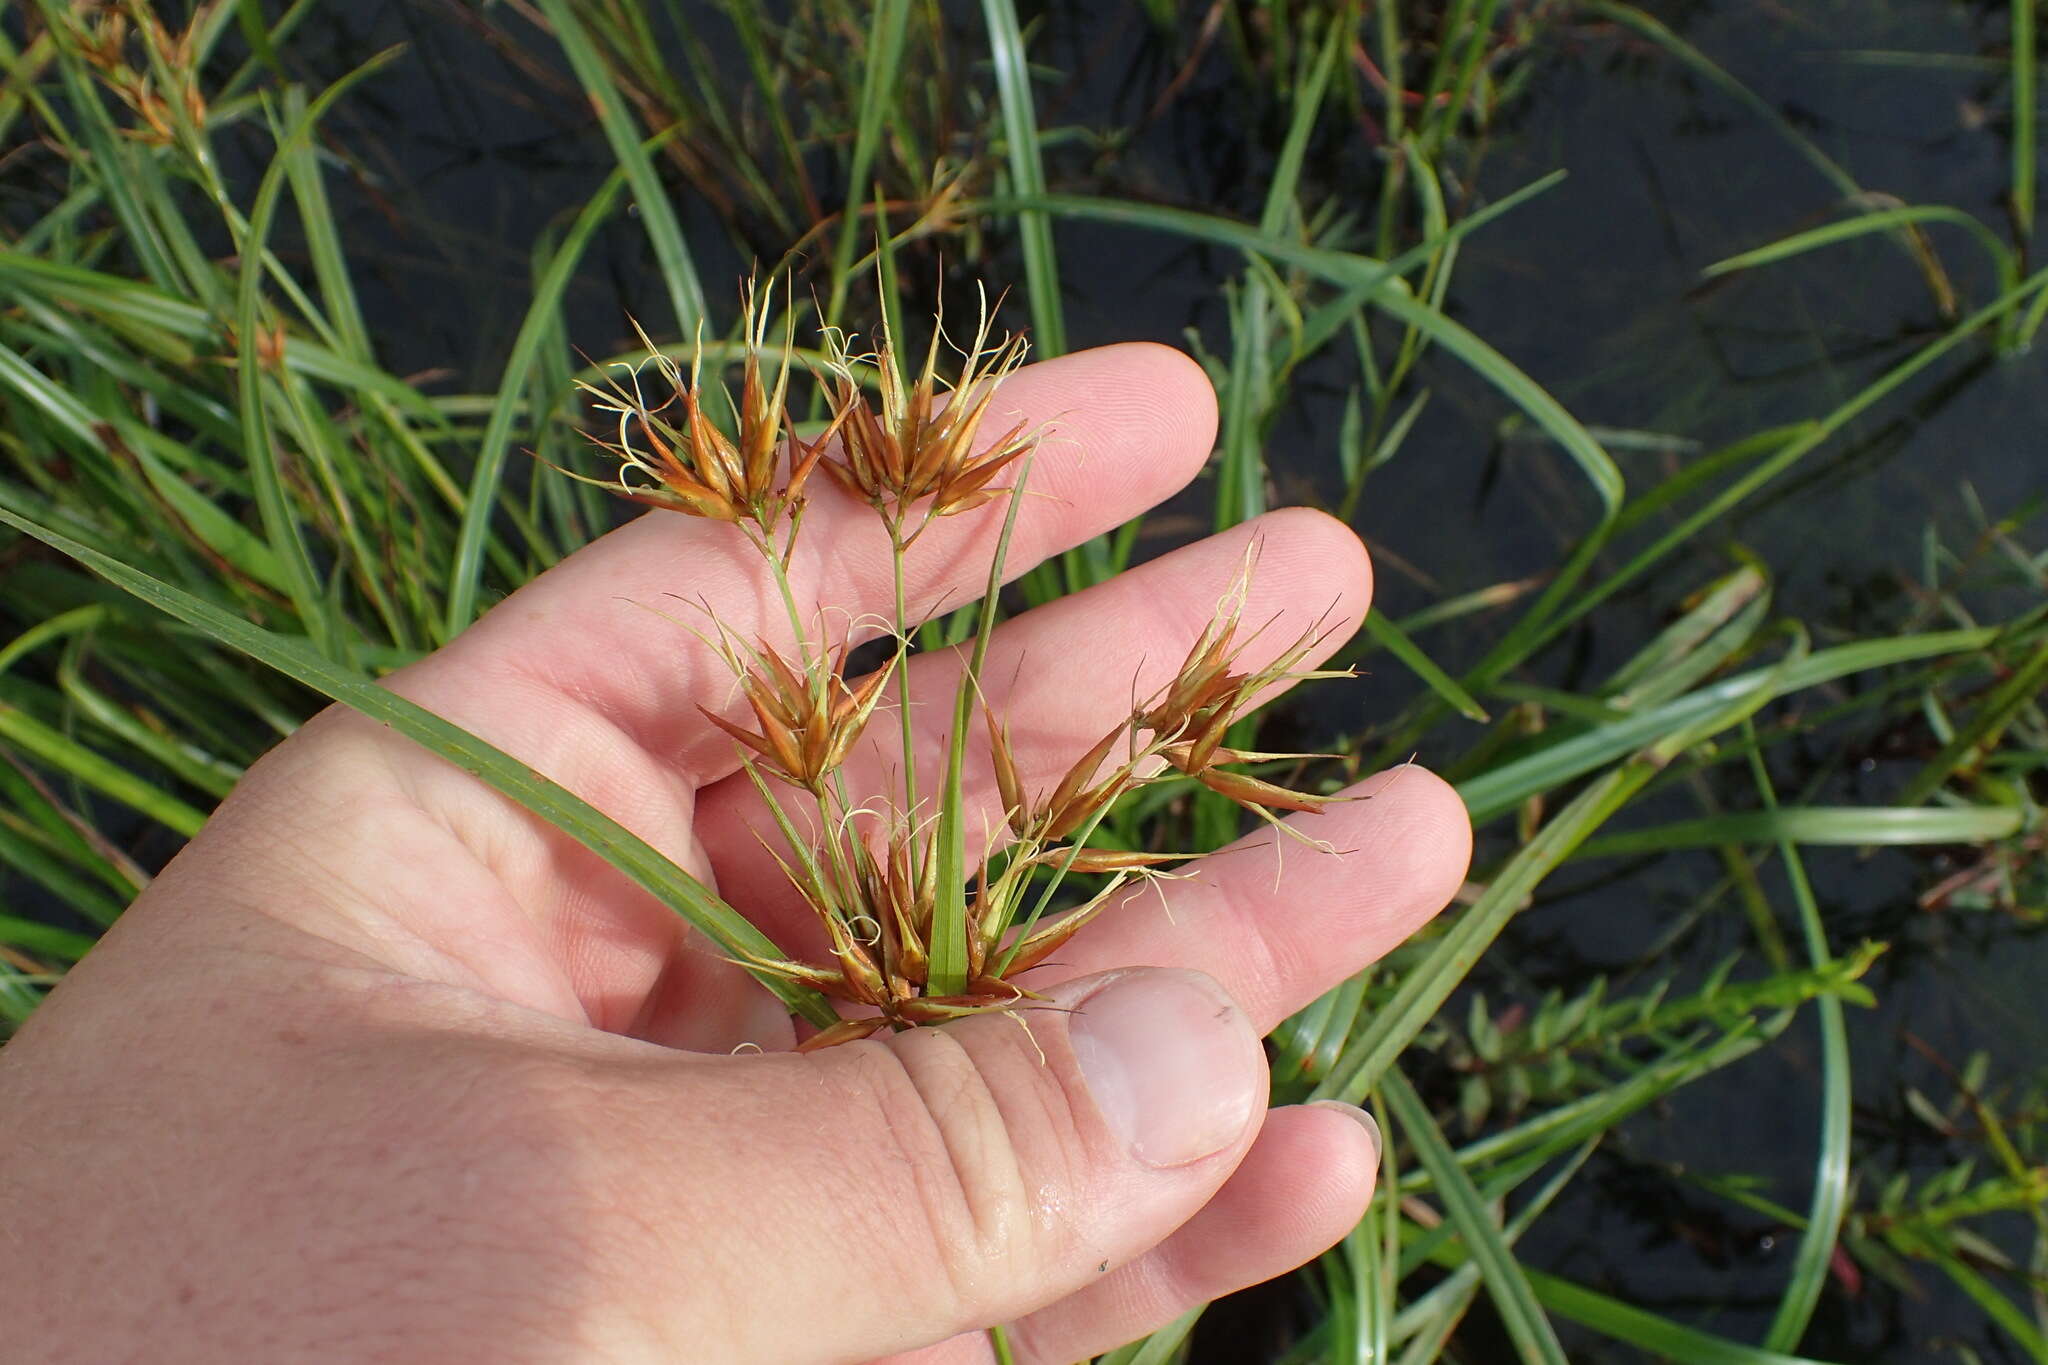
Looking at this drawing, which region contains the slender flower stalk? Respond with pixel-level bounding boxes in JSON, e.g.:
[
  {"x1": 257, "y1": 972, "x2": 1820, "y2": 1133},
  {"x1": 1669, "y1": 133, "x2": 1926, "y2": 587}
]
[{"x1": 565, "y1": 272, "x2": 1352, "y2": 1047}]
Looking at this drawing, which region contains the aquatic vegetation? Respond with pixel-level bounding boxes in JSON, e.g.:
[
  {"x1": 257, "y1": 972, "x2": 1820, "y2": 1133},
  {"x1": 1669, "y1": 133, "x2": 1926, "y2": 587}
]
[{"x1": 1, "y1": 2, "x2": 2044, "y2": 1362}]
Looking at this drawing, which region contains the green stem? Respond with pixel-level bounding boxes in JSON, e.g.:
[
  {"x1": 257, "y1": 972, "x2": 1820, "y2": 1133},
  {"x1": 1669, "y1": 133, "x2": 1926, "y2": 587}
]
[
  {"x1": 890, "y1": 524, "x2": 921, "y2": 823},
  {"x1": 757, "y1": 526, "x2": 815, "y2": 672}
]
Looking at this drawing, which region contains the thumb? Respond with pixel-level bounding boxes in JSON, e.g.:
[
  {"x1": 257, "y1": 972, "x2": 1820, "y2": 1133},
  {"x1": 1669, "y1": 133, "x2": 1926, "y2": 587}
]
[{"x1": 608, "y1": 968, "x2": 1268, "y2": 1362}]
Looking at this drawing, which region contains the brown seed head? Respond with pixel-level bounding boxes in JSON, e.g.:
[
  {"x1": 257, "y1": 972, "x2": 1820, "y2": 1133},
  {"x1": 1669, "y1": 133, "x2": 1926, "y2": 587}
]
[
  {"x1": 1135, "y1": 548, "x2": 1356, "y2": 818},
  {"x1": 998, "y1": 720, "x2": 1139, "y2": 843},
  {"x1": 1027, "y1": 847, "x2": 1185, "y2": 874},
  {"x1": 821, "y1": 288, "x2": 1037, "y2": 534},
  {"x1": 796, "y1": 1016, "x2": 890, "y2": 1052},
  {"x1": 855, "y1": 824, "x2": 936, "y2": 991},
  {"x1": 574, "y1": 280, "x2": 836, "y2": 533},
  {"x1": 999, "y1": 893, "x2": 1117, "y2": 977},
  {"x1": 70, "y1": 2, "x2": 214, "y2": 145},
  {"x1": 699, "y1": 636, "x2": 895, "y2": 792}
]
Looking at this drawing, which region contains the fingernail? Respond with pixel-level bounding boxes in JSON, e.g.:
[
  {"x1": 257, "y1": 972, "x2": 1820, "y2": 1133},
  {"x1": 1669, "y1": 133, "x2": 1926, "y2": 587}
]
[
  {"x1": 1067, "y1": 970, "x2": 1262, "y2": 1168},
  {"x1": 1310, "y1": 1100, "x2": 1383, "y2": 1163}
]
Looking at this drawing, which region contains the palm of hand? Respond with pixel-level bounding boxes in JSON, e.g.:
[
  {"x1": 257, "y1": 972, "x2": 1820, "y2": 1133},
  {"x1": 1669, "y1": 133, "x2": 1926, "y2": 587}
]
[{"x1": 1, "y1": 346, "x2": 1468, "y2": 1365}]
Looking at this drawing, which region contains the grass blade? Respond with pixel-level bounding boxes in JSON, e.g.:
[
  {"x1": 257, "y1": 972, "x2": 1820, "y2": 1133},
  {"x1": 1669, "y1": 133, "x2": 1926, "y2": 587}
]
[
  {"x1": 1750, "y1": 728, "x2": 1852, "y2": 1353},
  {"x1": 1363, "y1": 607, "x2": 1490, "y2": 723},
  {"x1": 1576, "y1": 805, "x2": 2024, "y2": 857},
  {"x1": 1587, "y1": 0, "x2": 1980, "y2": 324},
  {"x1": 1527, "y1": 1268, "x2": 1845, "y2": 1365},
  {"x1": 0, "y1": 699, "x2": 206, "y2": 836},
  {"x1": 232, "y1": 53, "x2": 405, "y2": 662},
  {"x1": 1458, "y1": 627, "x2": 2002, "y2": 824},
  {"x1": 0, "y1": 503, "x2": 838, "y2": 1029},
  {"x1": 2015, "y1": 0, "x2": 2036, "y2": 242},
  {"x1": 535, "y1": 0, "x2": 704, "y2": 337},
  {"x1": 1936, "y1": 1253, "x2": 2048, "y2": 1359},
  {"x1": 826, "y1": 0, "x2": 913, "y2": 326},
  {"x1": 0, "y1": 812, "x2": 133, "y2": 926},
  {"x1": 928, "y1": 673, "x2": 972, "y2": 999},
  {"x1": 1897, "y1": 634, "x2": 2048, "y2": 805},
  {"x1": 1384, "y1": 1068, "x2": 1570, "y2": 1365},
  {"x1": 1094, "y1": 1307, "x2": 1203, "y2": 1365},
  {"x1": 1317, "y1": 762, "x2": 1646, "y2": 1104},
  {"x1": 0, "y1": 911, "x2": 96, "y2": 961},
  {"x1": 445, "y1": 166, "x2": 631, "y2": 635},
  {"x1": 1703, "y1": 203, "x2": 2015, "y2": 293},
  {"x1": 978, "y1": 0, "x2": 1064, "y2": 355},
  {"x1": 1215, "y1": 17, "x2": 1343, "y2": 530},
  {"x1": 974, "y1": 185, "x2": 1616, "y2": 564}
]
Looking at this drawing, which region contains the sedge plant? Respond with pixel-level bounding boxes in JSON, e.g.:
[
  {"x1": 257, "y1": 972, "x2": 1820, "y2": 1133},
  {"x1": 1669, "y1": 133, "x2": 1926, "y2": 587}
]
[
  {"x1": 9, "y1": 5, "x2": 2048, "y2": 1357},
  {"x1": 563, "y1": 276, "x2": 1352, "y2": 1048}
]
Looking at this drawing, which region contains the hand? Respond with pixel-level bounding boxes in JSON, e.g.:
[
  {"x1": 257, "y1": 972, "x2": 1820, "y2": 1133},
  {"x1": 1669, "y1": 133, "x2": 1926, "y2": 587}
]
[{"x1": 0, "y1": 345, "x2": 1470, "y2": 1364}]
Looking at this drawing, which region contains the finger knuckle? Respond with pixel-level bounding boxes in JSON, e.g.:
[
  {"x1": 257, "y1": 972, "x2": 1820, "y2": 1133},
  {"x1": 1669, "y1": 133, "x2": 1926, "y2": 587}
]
[{"x1": 854, "y1": 1023, "x2": 1088, "y2": 1317}]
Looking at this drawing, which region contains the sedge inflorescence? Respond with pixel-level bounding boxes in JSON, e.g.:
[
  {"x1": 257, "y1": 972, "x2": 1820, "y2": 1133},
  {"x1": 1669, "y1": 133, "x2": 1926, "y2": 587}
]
[{"x1": 568, "y1": 275, "x2": 1348, "y2": 1049}]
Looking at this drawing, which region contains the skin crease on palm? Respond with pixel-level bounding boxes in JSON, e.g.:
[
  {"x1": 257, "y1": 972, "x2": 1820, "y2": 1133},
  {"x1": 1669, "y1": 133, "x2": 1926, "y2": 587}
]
[{"x1": 0, "y1": 344, "x2": 1471, "y2": 1365}]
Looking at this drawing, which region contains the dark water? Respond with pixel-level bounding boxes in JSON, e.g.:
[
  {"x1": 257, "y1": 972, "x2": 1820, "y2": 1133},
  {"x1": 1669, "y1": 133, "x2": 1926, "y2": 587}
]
[
  {"x1": 1446, "y1": 11, "x2": 2046, "y2": 1362},
  {"x1": 217, "y1": 1, "x2": 2048, "y2": 1360},
  {"x1": 1416, "y1": 9, "x2": 2048, "y2": 1362}
]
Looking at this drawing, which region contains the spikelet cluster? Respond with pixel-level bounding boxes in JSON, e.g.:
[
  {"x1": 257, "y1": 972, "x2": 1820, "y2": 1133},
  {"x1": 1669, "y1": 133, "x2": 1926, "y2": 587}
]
[
  {"x1": 698, "y1": 633, "x2": 895, "y2": 796},
  {"x1": 66, "y1": 2, "x2": 214, "y2": 146},
  {"x1": 818, "y1": 293, "x2": 1035, "y2": 540},
  {"x1": 568, "y1": 274, "x2": 1349, "y2": 1047},
  {"x1": 572, "y1": 289, "x2": 837, "y2": 534}
]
